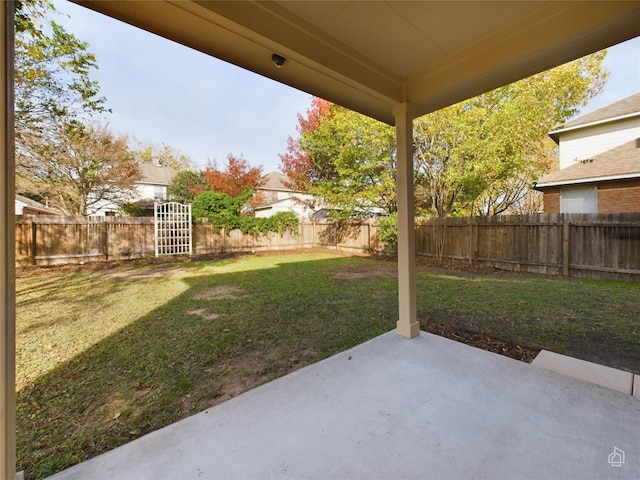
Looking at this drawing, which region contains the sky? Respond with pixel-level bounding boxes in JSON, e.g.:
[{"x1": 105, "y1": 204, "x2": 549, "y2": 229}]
[{"x1": 53, "y1": 1, "x2": 640, "y2": 174}]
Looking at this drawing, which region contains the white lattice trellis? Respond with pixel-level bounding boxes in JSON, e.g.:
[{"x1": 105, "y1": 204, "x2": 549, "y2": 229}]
[{"x1": 154, "y1": 202, "x2": 192, "y2": 257}]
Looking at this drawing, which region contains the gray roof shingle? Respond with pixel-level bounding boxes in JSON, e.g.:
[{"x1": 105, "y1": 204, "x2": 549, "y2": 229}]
[
  {"x1": 535, "y1": 138, "x2": 640, "y2": 188},
  {"x1": 140, "y1": 164, "x2": 176, "y2": 185},
  {"x1": 258, "y1": 172, "x2": 302, "y2": 192},
  {"x1": 558, "y1": 92, "x2": 640, "y2": 130}
]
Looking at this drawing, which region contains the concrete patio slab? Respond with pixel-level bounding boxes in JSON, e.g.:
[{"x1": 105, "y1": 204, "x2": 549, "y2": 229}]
[{"x1": 48, "y1": 331, "x2": 640, "y2": 480}]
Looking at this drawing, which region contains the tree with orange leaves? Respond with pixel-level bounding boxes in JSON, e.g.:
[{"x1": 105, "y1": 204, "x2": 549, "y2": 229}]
[
  {"x1": 204, "y1": 154, "x2": 265, "y2": 198},
  {"x1": 279, "y1": 97, "x2": 332, "y2": 191}
]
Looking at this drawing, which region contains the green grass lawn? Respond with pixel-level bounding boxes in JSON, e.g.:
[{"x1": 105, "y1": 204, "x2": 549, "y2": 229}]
[{"x1": 16, "y1": 251, "x2": 640, "y2": 478}]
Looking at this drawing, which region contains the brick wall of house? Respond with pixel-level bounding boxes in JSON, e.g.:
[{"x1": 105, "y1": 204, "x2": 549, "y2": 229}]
[
  {"x1": 542, "y1": 180, "x2": 640, "y2": 213},
  {"x1": 597, "y1": 179, "x2": 640, "y2": 213},
  {"x1": 543, "y1": 189, "x2": 561, "y2": 213}
]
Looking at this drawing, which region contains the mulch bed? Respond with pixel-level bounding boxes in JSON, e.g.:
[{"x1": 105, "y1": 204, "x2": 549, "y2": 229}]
[{"x1": 424, "y1": 324, "x2": 539, "y2": 363}]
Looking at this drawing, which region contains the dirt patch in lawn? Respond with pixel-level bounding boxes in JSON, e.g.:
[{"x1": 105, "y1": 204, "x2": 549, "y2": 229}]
[
  {"x1": 87, "y1": 388, "x2": 154, "y2": 429},
  {"x1": 104, "y1": 266, "x2": 192, "y2": 280},
  {"x1": 186, "y1": 308, "x2": 221, "y2": 321},
  {"x1": 186, "y1": 346, "x2": 322, "y2": 415},
  {"x1": 194, "y1": 285, "x2": 243, "y2": 300},
  {"x1": 333, "y1": 263, "x2": 397, "y2": 282},
  {"x1": 216, "y1": 356, "x2": 273, "y2": 401}
]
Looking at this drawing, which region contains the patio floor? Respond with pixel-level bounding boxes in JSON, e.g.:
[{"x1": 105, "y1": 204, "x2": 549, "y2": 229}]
[{"x1": 48, "y1": 331, "x2": 639, "y2": 480}]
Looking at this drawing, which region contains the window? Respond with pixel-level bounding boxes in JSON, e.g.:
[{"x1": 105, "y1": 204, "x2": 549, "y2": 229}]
[
  {"x1": 561, "y1": 186, "x2": 597, "y2": 213},
  {"x1": 154, "y1": 185, "x2": 165, "y2": 200}
]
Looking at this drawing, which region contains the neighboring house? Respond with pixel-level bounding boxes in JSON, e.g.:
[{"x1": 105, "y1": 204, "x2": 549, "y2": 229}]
[
  {"x1": 137, "y1": 163, "x2": 176, "y2": 203},
  {"x1": 534, "y1": 92, "x2": 640, "y2": 213},
  {"x1": 15, "y1": 194, "x2": 59, "y2": 216},
  {"x1": 94, "y1": 163, "x2": 177, "y2": 216},
  {"x1": 253, "y1": 172, "x2": 317, "y2": 219}
]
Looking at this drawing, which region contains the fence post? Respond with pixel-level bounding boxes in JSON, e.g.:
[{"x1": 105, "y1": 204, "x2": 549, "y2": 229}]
[
  {"x1": 299, "y1": 222, "x2": 303, "y2": 249},
  {"x1": 473, "y1": 217, "x2": 479, "y2": 266},
  {"x1": 103, "y1": 218, "x2": 109, "y2": 261},
  {"x1": 562, "y1": 216, "x2": 570, "y2": 277},
  {"x1": 468, "y1": 217, "x2": 475, "y2": 267},
  {"x1": 84, "y1": 219, "x2": 90, "y2": 260},
  {"x1": 30, "y1": 220, "x2": 36, "y2": 266}
]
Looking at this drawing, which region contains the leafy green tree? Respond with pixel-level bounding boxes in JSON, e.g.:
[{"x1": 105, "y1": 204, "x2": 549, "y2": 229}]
[
  {"x1": 167, "y1": 170, "x2": 210, "y2": 204},
  {"x1": 15, "y1": 0, "x2": 107, "y2": 136},
  {"x1": 414, "y1": 52, "x2": 608, "y2": 216},
  {"x1": 284, "y1": 52, "x2": 607, "y2": 218},
  {"x1": 283, "y1": 100, "x2": 396, "y2": 219},
  {"x1": 413, "y1": 104, "x2": 469, "y2": 217},
  {"x1": 134, "y1": 141, "x2": 193, "y2": 171},
  {"x1": 15, "y1": 0, "x2": 113, "y2": 207}
]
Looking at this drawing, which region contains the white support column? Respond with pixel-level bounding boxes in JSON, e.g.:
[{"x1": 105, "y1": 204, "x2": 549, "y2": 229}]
[
  {"x1": 1, "y1": 2, "x2": 16, "y2": 479},
  {"x1": 393, "y1": 103, "x2": 419, "y2": 339}
]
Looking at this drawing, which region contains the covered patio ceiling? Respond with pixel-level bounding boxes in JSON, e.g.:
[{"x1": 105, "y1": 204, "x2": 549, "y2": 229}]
[{"x1": 74, "y1": 1, "x2": 640, "y2": 124}]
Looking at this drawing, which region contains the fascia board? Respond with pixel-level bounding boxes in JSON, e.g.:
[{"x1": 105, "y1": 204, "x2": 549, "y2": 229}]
[{"x1": 535, "y1": 172, "x2": 640, "y2": 189}]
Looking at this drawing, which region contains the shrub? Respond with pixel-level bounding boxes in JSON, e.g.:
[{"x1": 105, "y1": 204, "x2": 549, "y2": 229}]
[
  {"x1": 120, "y1": 202, "x2": 148, "y2": 217},
  {"x1": 259, "y1": 212, "x2": 299, "y2": 236},
  {"x1": 193, "y1": 191, "x2": 298, "y2": 237},
  {"x1": 192, "y1": 191, "x2": 243, "y2": 220},
  {"x1": 377, "y1": 212, "x2": 398, "y2": 249}
]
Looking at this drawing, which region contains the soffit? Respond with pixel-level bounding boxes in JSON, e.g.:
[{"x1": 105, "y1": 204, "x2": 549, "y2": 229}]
[{"x1": 73, "y1": 1, "x2": 640, "y2": 125}]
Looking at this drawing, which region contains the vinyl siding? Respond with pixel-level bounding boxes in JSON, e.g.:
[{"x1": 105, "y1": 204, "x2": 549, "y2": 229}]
[{"x1": 559, "y1": 117, "x2": 640, "y2": 169}]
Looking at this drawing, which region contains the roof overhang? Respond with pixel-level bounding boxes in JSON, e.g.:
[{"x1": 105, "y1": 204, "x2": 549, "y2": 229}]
[
  {"x1": 534, "y1": 172, "x2": 640, "y2": 190},
  {"x1": 549, "y1": 111, "x2": 640, "y2": 144},
  {"x1": 72, "y1": 1, "x2": 640, "y2": 125}
]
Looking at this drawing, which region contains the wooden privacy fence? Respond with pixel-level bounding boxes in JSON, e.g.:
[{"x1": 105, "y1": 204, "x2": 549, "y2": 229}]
[
  {"x1": 15, "y1": 213, "x2": 640, "y2": 281},
  {"x1": 15, "y1": 216, "x2": 383, "y2": 267},
  {"x1": 15, "y1": 216, "x2": 156, "y2": 266},
  {"x1": 415, "y1": 213, "x2": 640, "y2": 281}
]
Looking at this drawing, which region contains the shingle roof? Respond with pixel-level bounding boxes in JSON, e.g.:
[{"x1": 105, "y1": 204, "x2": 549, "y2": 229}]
[
  {"x1": 259, "y1": 172, "x2": 297, "y2": 192},
  {"x1": 535, "y1": 138, "x2": 640, "y2": 188},
  {"x1": 140, "y1": 164, "x2": 176, "y2": 185},
  {"x1": 560, "y1": 92, "x2": 640, "y2": 129}
]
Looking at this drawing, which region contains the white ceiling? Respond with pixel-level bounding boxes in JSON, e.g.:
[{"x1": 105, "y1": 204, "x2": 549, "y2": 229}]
[{"x1": 74, "y1": 1, "x2": 640, "y2": 124}]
